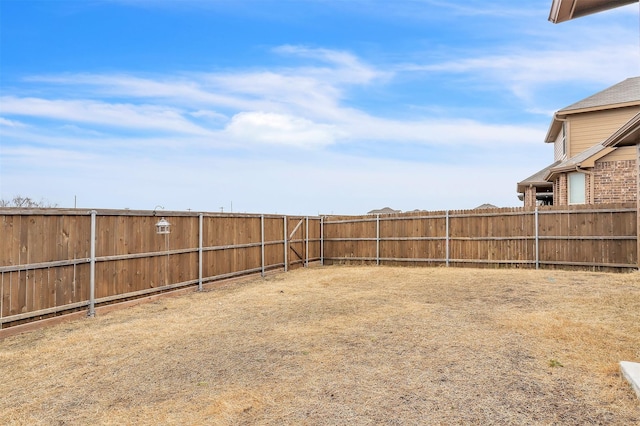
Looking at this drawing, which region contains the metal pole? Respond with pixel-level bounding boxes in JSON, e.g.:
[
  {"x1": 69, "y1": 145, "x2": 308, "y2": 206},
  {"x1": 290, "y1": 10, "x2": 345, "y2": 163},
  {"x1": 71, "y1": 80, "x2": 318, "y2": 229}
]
[
  {"x1": 88, "y1": 210, "x2": 97, "y2": 317},
  {"x1": 198, "y1": 213, "x2": 203, "y2": 291},
  {"x1": 535, "y1": 206, "x2": 539, "y2": 270},
  {"x1": 320, "y1": 216, "x2": 324, "y2": 266},
  {"x1": 376, "y1": 214, "x2": 380, "y2": 266},
  {"x1": 164, "y1": 233, "x2": 169, "y2": 286},
  {"x1": 445, "y1": 210, "x2": 450, "y2": 267},
  {"x1": 283, "y1": 216, "x2": 288, "y2": 272},
  {"x1": 305, "y1": 216, "x2": 309, "y2": 268},
  {"x1": 261, "y1": 215, "x2": 265, "y2": 277}
]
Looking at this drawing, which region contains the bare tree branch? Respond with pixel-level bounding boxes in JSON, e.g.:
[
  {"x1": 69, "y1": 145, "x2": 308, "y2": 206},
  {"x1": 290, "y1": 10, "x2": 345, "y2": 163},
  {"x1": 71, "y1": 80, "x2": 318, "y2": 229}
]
[{"x1": 0, "y1": 195, "x2": 58, "y2": 208}]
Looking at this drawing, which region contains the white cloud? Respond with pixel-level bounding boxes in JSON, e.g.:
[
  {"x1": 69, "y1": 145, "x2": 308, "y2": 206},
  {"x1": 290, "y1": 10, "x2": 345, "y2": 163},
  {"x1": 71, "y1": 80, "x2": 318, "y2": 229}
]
[
  {"x1": 3, "y1": 40, "x2": 549, "y2": 152},
  {"x1": 26, "y1": 73, "x2": 259, "y2": 111},
  {"x1": 11, "y1": 38, "x2": 560, "y2": 158},
  {"x1": 411, "y1": 43, "x2": 638, "y2": 97},
  {"x1": 399, "y1": 21, "x2": 640, "y2": 105},
  {"x1": 24, "y1": 45, "x2": 386, "y2": 124},
  {"x1": 59, "y1": 124, "x2": 105, "y2": 137},
  {"x1": 341, "y1": 114, "x2": 544, "y2": 146},
  {"x1": 273, "y1": 45, "x2": 388, "y2": 84},
  {"x1": 224, "y1": 111, "x2": 342, "y2": 148},
  {"x1": 0, "y1": 96, "x2": 212, "y2": 135},
  {"x1": 203, "y1": 71, "x2": 341, "y2": 118},
  {"x1": 189, "y1": 110, "x2": 228, "y2": 121},
  {"x1": 404, "y1": 0, "x2": 537, "y2": 17},
  {"x1": 1, "y1": 145, "x2": 99, "y2": 165},
  {"x1": 0, "y1": 117, "x2": 27, "y2": 128}
]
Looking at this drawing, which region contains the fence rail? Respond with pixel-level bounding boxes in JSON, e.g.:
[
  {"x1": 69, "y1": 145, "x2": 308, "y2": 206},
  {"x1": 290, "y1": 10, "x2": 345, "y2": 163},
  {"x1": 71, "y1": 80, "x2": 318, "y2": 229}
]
[{"x1": 1, "y1": 203, "x2": 637, "y2": 330}]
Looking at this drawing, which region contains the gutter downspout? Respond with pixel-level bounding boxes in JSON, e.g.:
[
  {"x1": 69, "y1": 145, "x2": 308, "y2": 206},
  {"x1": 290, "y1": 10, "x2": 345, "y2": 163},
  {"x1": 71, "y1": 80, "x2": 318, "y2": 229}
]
[{"x1": 88, "y1": 210, "x2": 97, "y2": 317}]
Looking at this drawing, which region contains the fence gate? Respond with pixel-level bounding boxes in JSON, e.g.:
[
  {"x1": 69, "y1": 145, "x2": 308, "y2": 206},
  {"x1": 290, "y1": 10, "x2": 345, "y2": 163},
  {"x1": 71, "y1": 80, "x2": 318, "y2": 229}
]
[{"x1": 287, "y1": 217, "x2": 307, "y2": 270}]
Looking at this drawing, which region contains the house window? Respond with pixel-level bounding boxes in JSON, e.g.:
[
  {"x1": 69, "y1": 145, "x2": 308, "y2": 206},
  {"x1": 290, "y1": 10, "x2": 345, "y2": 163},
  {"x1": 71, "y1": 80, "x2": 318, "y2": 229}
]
[{"x1": 568, "y1": 172, "x2": 585, "y2": 204}]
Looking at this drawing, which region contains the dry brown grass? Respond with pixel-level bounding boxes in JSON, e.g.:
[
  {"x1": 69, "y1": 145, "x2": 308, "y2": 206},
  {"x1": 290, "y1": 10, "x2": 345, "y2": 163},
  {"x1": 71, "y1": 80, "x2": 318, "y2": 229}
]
[{"x1": 1, "y1": 266, "x2": 639, "y2": 425}]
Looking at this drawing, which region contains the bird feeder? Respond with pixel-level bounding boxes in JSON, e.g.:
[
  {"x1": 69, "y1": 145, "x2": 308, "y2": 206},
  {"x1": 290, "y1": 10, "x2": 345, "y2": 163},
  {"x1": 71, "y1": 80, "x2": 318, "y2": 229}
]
[{"x1": 155, "y1": 217, "x2": 171, "y2": 234}]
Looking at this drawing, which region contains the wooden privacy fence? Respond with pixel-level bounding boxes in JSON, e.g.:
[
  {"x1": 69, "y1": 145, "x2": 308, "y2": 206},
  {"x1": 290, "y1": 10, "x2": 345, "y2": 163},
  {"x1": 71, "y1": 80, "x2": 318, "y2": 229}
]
[
  {"x1": 323, "y1": 203, "x2": 638, "y2": 270},
  {"x1": 0, "y1": 210, "x2": 321, "y2": 329},
  {"x1": 0, "y1": 203, "x2": 637, "y2": 330}
]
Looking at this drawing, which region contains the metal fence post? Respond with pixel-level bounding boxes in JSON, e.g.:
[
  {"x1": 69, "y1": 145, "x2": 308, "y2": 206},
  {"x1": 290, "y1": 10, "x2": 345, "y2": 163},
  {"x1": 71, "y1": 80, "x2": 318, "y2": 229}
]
[
  {"x1": 535, "y1": 207, "x2": 539, "y2": 270},
  {"x1": 320, "y1": 216, "x2": 324, "y2": 266},
  {"x1": 445, "y1": 210, "x2": 450, "y2": 267},
  {"x1": 261, "y1": 215, "x2": 265, "y2": 277},
  {"x1": 305, "y1": 216, "x2": 309, "y2": 268},
  {"x1": 198, "y1": 213, "x2": 203, "y2": 291},
  {"x1": 88, "y1": 210, "x2": 97, "y2": 317},
  {"x1": 376, "y1": 214, "x2": 380, "y2": 266},
  {"x1": 283, "y1": 216, "x2": 288, "y2": 272}
]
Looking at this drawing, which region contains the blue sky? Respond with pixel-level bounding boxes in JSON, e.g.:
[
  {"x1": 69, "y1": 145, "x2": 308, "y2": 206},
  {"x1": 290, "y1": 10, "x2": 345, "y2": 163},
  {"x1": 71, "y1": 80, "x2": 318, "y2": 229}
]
[{"x1": 1, "y1": 0, "x2": 639, "y2": 215}]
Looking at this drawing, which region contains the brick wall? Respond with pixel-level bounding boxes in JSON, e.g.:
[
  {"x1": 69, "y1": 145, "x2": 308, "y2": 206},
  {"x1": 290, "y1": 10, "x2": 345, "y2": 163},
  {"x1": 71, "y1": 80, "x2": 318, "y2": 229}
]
[
  {"x1": 523, "y1": 186, "x2": 536, "y2": 207},
  {"x1": 553, "y1": 175, "x2": 567, "y2": 205},
  {"x1": 593, "y1": 160, "x2": 637, "y2": 203},
  {"x1": 550, "y1": 160, "x2": 637, "y2": 205},
  {"x1": 585, "y1": 171, "x2": 593, "y2": 204}
]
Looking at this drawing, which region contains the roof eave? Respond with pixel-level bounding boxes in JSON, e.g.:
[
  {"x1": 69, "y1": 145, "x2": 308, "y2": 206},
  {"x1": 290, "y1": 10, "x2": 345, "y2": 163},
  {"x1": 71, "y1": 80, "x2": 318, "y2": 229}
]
[
  {"x1": 548, "y1": 0, "x2": 572, "y2": 24},
  {"x1": 549, "y1": 0, "x2": 639, "y2": 24},
  {"x1": 545, "y1": 168, "x2": 564, "y2": 182},
  {"x1": 545, "y1": 146, "x2": 614, "y2": 180},
  {"x1": 558, "y1": 100, "x2": 640, "y2": 116},
  {"x1": 544, "y1": 115, "x2": 563, "y2": 143},
  {"x1": 516, "y1": 181, "x2": 553, "y2": 194},
  {"x1": 603, "y1": 112, "x2": 640, "y2": 147}
]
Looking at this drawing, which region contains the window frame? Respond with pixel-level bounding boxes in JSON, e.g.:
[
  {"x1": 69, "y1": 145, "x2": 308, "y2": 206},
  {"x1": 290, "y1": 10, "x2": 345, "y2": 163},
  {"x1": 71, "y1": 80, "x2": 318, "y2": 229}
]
[{"x1": 567, "y1": 172, "x2": 586, "y2": 205}]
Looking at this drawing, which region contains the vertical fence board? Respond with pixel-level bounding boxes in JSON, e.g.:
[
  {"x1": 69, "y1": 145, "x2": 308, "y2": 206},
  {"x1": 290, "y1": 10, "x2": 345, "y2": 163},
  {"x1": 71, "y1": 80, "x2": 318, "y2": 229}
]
[
  {"x1": 1, "y1": 273, "x2": 9, "y2": 317},
  {"x1": 0, "y1": 216, "x2": 17, "y2": 266}
]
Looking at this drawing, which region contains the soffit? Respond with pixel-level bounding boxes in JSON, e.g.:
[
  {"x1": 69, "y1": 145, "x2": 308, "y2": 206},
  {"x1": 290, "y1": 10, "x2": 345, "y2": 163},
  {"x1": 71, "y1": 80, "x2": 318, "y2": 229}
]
[{"x1": 549, "y1": 0, "x2": 638, "y2": 23}]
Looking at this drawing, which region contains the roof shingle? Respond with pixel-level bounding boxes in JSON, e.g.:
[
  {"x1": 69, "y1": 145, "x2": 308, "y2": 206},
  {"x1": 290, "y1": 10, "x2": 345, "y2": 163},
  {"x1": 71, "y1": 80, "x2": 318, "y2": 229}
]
[{"x1": 559, "y1": 77, "x2": 640, "y2": 113}]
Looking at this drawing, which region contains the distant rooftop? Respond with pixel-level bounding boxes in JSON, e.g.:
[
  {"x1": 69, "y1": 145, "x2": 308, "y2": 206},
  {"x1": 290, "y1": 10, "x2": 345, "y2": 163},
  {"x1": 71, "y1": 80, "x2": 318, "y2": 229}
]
[
  {"x1": 367, "y1": 207, "x2": 401, "y2": 215},
  {"x1": 474, "y1": 203, "x2": 499, "y2": 210}
]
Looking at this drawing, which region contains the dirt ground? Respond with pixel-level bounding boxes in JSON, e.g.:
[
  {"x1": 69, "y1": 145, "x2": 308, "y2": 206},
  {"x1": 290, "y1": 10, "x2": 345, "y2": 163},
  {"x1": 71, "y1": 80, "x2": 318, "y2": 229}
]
[{"x1": 1, "y1": 266, "x2": 639, "y2": 425}]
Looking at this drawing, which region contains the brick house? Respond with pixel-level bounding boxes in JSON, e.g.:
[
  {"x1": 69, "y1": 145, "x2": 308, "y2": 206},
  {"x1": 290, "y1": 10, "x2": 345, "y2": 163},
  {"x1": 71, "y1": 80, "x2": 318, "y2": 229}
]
[
  {"x1": 546, "y1": 0, "x2": 640, "y2": 269},
  {"x1": 517, "y1": 77, "x2": 640, "y2": 206}
]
